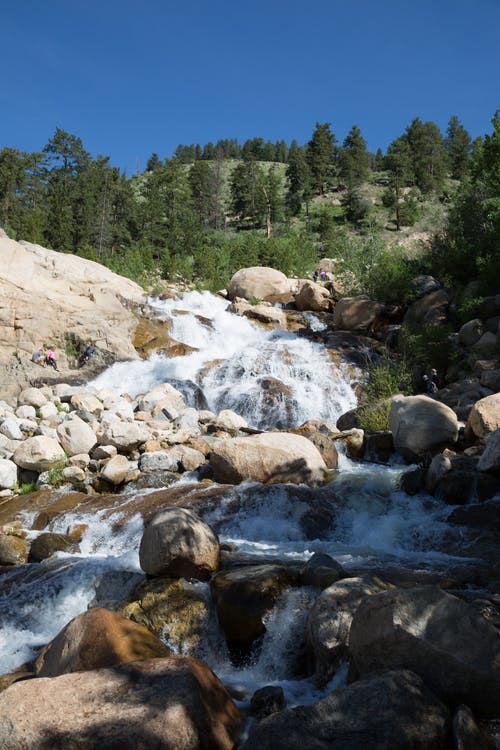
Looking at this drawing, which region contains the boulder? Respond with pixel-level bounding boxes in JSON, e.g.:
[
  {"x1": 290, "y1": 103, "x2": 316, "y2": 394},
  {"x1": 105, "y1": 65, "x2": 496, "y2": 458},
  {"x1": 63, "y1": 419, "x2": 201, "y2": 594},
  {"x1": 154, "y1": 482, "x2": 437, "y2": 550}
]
[
  {"x1": 294, "y1": 281, "x2": 330, "y2": 312},
  {"x1": 240, "y1": 669, "x2": 450, "y2": 750},
  {"x1": 0, "y1": 656, "x2": 243, "y2": 750},
  {"x1": 389, "y1": 394, "x2": 458, "y2": 459},
  {"x1": 34, "y1": 607, "x2": 170, "y2": 677},
  {"x1": 18, "y1": 387, "x2": 48, "y2": 408},
  {"x1": 70, "y1": 392, "x2": 104, "y2": 415},
  {"x1": 250, "y1": 685, "x2": 286, "y2": 719},
  {"x1": 0, "y1": 418, "x2": 23, "y2": 441},
  {"x1": 458, "y1": 318, "x2": 484, "y2": 347},
  {"x1": 136, "y1": 383, "x2": 186, "y2": 416},
  {"x1": 478, "y1": 428, "x2": 500, "y2": 474},
  {"x1": 299, "y1": 552, "x2": 347, "y2": 589},
  {"x1": 56, "y1": 415, "x2": 97, "y2": 456},
  {"x1": 228, "y1": 266, "x2": 291, "y2": 301},
  {"x1": 349, "y1": 586, "x2": 500, "y2": 717},
  {"x1": 228, "y1": 301, "x2": 286, "y2": 327},
  {"x1": 216, "y1": 409, "x2": 248, "y2": 435},
  {"x1": 452, "y1": 704, "x2": 495, "y2": 750},
  {"x1": 139, "y1": 507, "x2": 220, "y2": 581},
  {"x1": 13, "y1": 436, "x2": 66, "y2": 472},
  {"x1": 0, "y1": 458, "x2": 17, "y2": 489},
  {"x1": 332, "y1": 295, "x2": 392, "y2": 333},
  {"x1": 28, "y1": 532, "x2": 77, "y2": 562},
  {"x1": 472, "y1": 332, "x2": 499, "y2": 357},
  {"x1": 100, "y1": 454, "x2": 130, "y2": 485},
  {"x1": 0, "y1": 533, "x2": 29, "y2": 565},
  {"x1": 99, "y1": 420, "x2": 150, "y2": 452},
  {"x1": 306, "y1": 576, "x2": 387, "y2": 686},
  {"x1": 467, "y1": 393, "x2": 500, "y2": 438},
  {"x1": 39, "y1": 402, "x2": 58, "y2": 419},
  {"x1": 406, "y1": 288, "x2": 451, "y2": 324},
  {"x1": 210, "y1": 432, "x2": 328, "y2": 485},
  {"x1": 211, "y1": 564, "x2": 292, "y2": 655}
]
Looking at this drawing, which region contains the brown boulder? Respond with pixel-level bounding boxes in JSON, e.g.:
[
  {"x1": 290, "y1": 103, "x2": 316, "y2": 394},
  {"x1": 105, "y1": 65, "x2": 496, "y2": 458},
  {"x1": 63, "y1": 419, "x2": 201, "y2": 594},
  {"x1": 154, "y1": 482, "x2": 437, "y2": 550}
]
[
  {"x1": 228, "y1": 266, "x2": 291, "y2": 301},
  {"x1": 34, "y1": 607, "x2": 170, "y2": 677},
  {"x1": 0, "y1": 656, "x2": 243, "y2": 750}
]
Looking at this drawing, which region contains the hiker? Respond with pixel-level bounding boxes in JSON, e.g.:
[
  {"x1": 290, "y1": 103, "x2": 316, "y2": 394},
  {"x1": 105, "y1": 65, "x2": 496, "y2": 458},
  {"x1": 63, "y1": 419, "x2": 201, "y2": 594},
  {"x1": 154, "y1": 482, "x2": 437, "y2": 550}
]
[
  {"x1": 45, "y1": 346, "x2": 59, "y2": 371},
  {"x1": 430, "y1": 368, "x2": 440, "y2": 389},
  {"x1": 312, "y1": 269, "x2": 319, "y2": 282},
  {"x1": 319, "y1": 269, "x2": 327, "y2": 281},
  {"x1": 422, "y1": 374, "x2": 438, "y2": 395},
  {"x1": 79, "y1": 343, "x2": 95, "y2": 367},
  {"x1": 31, "y1": 347, "x2": 44, "y2": 366}
]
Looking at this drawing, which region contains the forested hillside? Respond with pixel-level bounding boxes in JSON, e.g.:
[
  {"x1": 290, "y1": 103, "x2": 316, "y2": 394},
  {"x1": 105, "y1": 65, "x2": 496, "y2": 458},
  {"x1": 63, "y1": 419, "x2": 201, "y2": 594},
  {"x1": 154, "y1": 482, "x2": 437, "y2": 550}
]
[{"x1": 1, "y1": 113, "x2": 499, "y2": 300}]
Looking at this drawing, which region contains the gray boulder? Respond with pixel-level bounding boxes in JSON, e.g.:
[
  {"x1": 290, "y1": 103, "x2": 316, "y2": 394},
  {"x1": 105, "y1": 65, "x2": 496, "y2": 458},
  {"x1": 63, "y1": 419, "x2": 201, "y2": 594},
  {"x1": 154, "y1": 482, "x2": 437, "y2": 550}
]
[
  {"x1": 57, "y1": 415, "x2": 97, "y2": 456},
  {"x1": 13, "y1": 436, "x2": 66, "y2": 472},
  {"x1": 389, "y1": 395, "x2": 458, "y2": 459}
]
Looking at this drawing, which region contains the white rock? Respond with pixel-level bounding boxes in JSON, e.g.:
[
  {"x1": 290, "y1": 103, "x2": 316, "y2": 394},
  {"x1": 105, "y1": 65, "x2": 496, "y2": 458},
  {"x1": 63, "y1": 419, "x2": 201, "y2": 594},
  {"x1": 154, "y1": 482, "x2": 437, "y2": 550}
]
[
  {"x1": 18, "y1": 387, "x2": 48, "y2": 408},
  {"x1": 0, "y1": 458, "x2": 18, "y2": 489},
  {"x1": 13, "y1": 436, "x2": 66, "y2": 472},
  {"x1": 100, "y1": 455, "x2": 130, "y2": 484},
  {"x1": 57, "y1": 415, "x2": 97, "y2": 456},
  {"x1": 0, "y1": 418, "x2": 23, "y2": 441},
  {"x1": 39, "y1": 402, "x2": 59, "y2": 419},
  {"x1": 15, "y1": 405, "x2": 37, "y2": 420}
]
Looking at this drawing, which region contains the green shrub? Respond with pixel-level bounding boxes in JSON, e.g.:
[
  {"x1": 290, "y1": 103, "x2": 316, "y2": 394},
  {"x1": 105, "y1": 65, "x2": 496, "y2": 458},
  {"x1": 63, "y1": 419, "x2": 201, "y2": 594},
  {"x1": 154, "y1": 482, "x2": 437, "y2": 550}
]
[
  {"x1": 357, "y1": 357, "x2": 412, "y2": 432},
  {"x1": 399, "y1": 319, "x2": 459, "y2": 375},
  {"x1": 46, "y1": 458, "x2": 67, "y2": 488},
  {"x1": 19, "y1": 482, "x2": 37, "y2": 495}
]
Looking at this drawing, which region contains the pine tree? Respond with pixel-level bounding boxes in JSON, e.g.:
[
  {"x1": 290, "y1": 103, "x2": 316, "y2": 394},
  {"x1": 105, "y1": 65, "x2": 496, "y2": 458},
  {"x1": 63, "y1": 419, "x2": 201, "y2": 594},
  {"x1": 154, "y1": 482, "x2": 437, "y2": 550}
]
[
  {"x1": 383, "y1": 136, "x2": 412, "y2": 230},
  {"x1": 339, "y1": 125, "x2": 370, "y2": 188},
  {"x1": 286, "y1": 141, "x2": 312, "y2": 215},
  {"x1": 405, "y1": 118, "x2": 447, "y2": 194},
  {"x1": 445, "y1": 115, "x2": 471, "y2": 180},
  {"x1": 306, "y1": 122, "x2": 337, "y2": 194},
  {"x1": 0, "y1": 147, "x2": 27, "y2": 232}
]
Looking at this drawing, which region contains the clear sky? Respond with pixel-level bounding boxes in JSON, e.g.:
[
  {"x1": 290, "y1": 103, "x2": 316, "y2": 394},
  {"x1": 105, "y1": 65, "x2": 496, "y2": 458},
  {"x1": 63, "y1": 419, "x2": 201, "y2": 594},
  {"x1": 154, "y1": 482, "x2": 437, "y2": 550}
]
[{"x1": 2, "y1": 0, "x2": 499, "y2": 173}]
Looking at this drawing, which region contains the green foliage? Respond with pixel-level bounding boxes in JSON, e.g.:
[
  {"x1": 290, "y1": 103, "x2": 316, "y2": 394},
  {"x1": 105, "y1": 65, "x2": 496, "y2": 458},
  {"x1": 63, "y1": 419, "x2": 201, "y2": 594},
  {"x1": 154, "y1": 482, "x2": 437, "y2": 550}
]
[
  {"x1": 341, "y1": 188, "x2": 372, "y2": 225},
  {"x1": 45, "y1": 458, "x2": 67, "y2": 488},
  {"x1": 399, "y1": 319, "x2": 459, "y2": 375},
  {"x1": 357, "y1": 357, "x2": 411, "y2": 432},
  {"x1": 339, "y1": 125, "x2": 371, "y2": 188},
  {"x1": 307, "y1": 123, "x2": 338, "y2": 194},
  {"x1": 19, "y1": 482, "x2": 38, "y2": 495}
]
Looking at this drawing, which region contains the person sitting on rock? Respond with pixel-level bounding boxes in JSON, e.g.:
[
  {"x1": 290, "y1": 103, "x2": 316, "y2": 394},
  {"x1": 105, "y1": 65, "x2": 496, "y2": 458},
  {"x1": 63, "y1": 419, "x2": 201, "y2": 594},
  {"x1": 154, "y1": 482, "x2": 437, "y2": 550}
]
[
  {"x1": 422, "y1": 374, "x2": 438, "y2": 394},
  {"x1": 31, "y1": 347, "x2": 45, "y2": 366},
  {"x1": 45, "y1": 346, "x2": 59, "y2": 371},
  {"x1": 79, "y1": 343, "x2": 95, "y2": 367}
]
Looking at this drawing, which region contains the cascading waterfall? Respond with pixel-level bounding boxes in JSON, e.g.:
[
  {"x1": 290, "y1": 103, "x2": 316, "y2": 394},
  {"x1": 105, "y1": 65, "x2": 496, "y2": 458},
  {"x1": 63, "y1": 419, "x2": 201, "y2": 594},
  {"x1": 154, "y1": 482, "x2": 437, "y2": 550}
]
[{"x1": 0, "y1": 290, "x2": 478, "y2": 704}]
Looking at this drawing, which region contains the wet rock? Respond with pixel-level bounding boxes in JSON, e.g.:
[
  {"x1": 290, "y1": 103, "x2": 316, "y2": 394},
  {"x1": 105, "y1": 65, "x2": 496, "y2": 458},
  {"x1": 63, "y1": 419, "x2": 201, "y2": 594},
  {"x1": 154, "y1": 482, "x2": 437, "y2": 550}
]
[
  {"x1": 333, "y1": 295, "x2": 395, "y2": 333},
  {"x1": 211, "y1": 564, "x2": 292, "y2": 657},
  {"x1": 349, "y1": 586, "x2": 500, "y2": 717},
  {"x1": 306, "y1": 575, "x2": 388, "y2": 686},
  {"x1": 250, "y1": 685, "x2": 286, "y2": 719},
  {"x1": 299, "y1": 552, "x2": 347, "y2": 589},
  {"x1": 364, "y1": 431, "x2": 395, "y2": 463},
  {"x1": 452, "y1": 704, "x2": 496, "y2": 750},
  {"x1": 228, "y1": 266, "x2": 291, "y2": 301},
  {"x1": 139, "y1": 507, "x2": 219, "y2": 581},
  {"x1": 28, "y1": 532, "x2": 77, "y2": 562},
  {"x1": 0, "y1": 533, "x2": 29, "y2": 565},
  {"x1": 120, "y1": 577, "x2": 210, "y2": 655},
  {"x1": 241, "y1": 669, "x2": 450, "y2": 750},
  {"x1": 447, "y1": 498, "x2": 500, "y2": 530},
  {"x1": 13, "y1": 435, "x2": 66, "y2": 472},
  {"x1": 0, "y1": 656, "x2": 243, "y2": 750},
  {"x1": 34, "y1": 607, "x2": 170, "y2": 677},
  {"x1": 478, "y1": 429, "x2": 500, "y2": 474},
  {"x1": 210, "y1": 432, "x2": 328, "y2": 486},
  {"x1": 389, "y1": 394, "x2": 458, "y2": 459}
]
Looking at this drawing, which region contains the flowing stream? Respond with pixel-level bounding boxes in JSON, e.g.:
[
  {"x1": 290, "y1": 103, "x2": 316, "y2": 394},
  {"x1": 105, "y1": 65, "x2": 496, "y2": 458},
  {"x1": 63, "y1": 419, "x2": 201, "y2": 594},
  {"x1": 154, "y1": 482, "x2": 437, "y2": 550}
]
[{"x1": 0, "y1": 291, "x2": 486, "y2": 706}]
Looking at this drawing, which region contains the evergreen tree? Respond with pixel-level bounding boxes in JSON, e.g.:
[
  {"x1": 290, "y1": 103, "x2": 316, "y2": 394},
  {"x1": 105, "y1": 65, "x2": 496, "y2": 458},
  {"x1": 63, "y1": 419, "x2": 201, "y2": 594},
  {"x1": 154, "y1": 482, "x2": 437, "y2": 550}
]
[
  {"x1": 286, "y1": 141, "x2": 312, "y2": 215},
  {"x1": 405, "y1": 118, "x2": 447, "y2": 193},
  {"x1": 306, "y1": 122, "x2": 337, "y2": 194},
  {"x1": 189, "y1": 160, "x2": 212, "y2": 226},
  {"x1": 339, "y1": 125, "x2": 370, "y2": 188},
  {"x1": 383, "y1": 136, "x2": 412, "y2": 230},
  {"x1": 146, "y1": 153, "x2": 162, "y2": 171},
  {"x1": 229, "y1": 157, "x2": 266, "y2": 226},
  {"x1": 0, "y1": 147, "x2": 27, "y2": 231},
  {"x1": 445, "y1": 115, "x2": 471, "y2": 180}
]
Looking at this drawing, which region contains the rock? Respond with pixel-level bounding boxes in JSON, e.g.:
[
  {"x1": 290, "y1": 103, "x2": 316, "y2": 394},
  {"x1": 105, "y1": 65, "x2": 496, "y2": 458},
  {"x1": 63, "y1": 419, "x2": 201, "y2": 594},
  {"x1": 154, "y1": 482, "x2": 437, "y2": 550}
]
[
  {"x1": 0, "y1": 458, "x2": 17, "y2": 489},
  {"x1": 299, "y1": 552, "x2": 347, "y2": 589},
  {"x1": 333, "y1": 295, "x2": 393, "y2": 333},
  {"x1": 480, "y1": 369, "x2": 500, "y2": 391},
  {"x1": 15, "y1": 404, "x2": 36, "y2": 419},
  {"x1": 389, "y1": 394, "x2": 458, "y2": 459},
  {"x1": 467, "y1": 394, "x2": 500, "y2": 438},
  {"x1": 34, "y1": 607, "x2": 170, "y2": 677},
  {"x1": 216, "y1": 409, "x2": 248, "y2": 434},
  {"x1": 406, "y1": 288, "x2": 451, "y2": 324},
  {"x1": 363, "y1": 431, "x2": 395, "y2": 463},
  {"x1": 472, "y1": 332, "x2": 499, "y2": 357},
  {"x1": 100, "y1": 454, "x2": 130, "y2": 485},
  {"x1": 452, "y1": 704, "x2": 495, "y2": 750},
  {"x1": 91, "y1": 444, "x2": 117, "y2": 460},
  {"x1": 228, "y1": 266, "x2": 291, "y2": 301},
  {"x1": 136, "y1": 383, "x2": 186, "y2": 416},
  {"x1": 478, "y1": 294, "x2": 500, "y2": 319},
  {"x1": 120, "y1": 577, "x2": 210, "y2": 655},
  {"x1": 211, "y1": 564, "x2": 292, "y2": 655},
  {"x1": 18, "y1": 387, "x2": 48, "y2": 408},
  {"x1": 0, "y1": 656, "x2": 243, "y2": 750},
  {"x1": 349, "y1": 586, "x2": 500, "y2": 717},
  {"x1": 139, "y1": 450, "x2": 179, "y2": 473},
  {"x1": 426, "y1": 452, "x2": 453, "y2": 493},
  {"x1": 38, "y1": 402, "x2": 58, "y2": 419},
  {"x1": 210, "y1": 432, "x2": 328, "y2": 485},
  {"x1": 250, "y1": 685, "x2": 286, "y2": 718},
  {"x1": 306, "y1": 576, "x2": 387, "y2": 687},
  {"x1": 294, "y1": 281, "x2": 330, "y2": 312},
  {"x1": 0, "y1": 533, "x2": 29, "y2": 564},
  {"x1": 99, "y1": 420, "x2": 150, "y2": 452},
  {"x1": 447, "y1": 498, "x2": 500, "y2": 530},
  {"x1": 240, "y1": 669, "x2": 450, "y2": 750},
  {"x1": 12, "y1": 436, "x2": 66, "y2": 472},
  {"x1": 478, "y1": 429, "x2": 500, "y2": 474},
  {"x1": 459, "y1": 319, "x2": 484, "y2": 347},
  {"x1": 139, "y1": 507, "x2": 219, "y2": 581},
  {"x1": 0, "y1": 418, "x2": 23, "y2": 441},
  {"x1": 228, "y1": 301, "x2": 287, "y2": 327},
  {"x1": 70, "y1": 392, "x2": 104, "y2": 415},
  {"x1": 411, "y1": 274, "x2": 441, "y2": 297},
  {"x1": 56, "y1": 414, "x2": 97, "y2": 456},
  {"x1": 28, "y1": 532, "x2": 76, "y2": 562}
]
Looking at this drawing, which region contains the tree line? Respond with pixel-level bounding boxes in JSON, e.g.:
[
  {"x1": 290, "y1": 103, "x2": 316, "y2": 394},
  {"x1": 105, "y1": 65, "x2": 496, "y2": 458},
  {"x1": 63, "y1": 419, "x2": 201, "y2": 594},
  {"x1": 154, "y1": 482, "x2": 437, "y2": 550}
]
[{"x1": 0, "y1": 114, "x2": 490, "y2": 291}]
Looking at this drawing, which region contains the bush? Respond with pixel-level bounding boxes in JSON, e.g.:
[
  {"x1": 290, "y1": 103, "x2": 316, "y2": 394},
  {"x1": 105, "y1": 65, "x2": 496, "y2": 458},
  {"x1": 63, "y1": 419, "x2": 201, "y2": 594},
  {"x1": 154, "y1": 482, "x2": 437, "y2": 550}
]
[
  {"x1": 399, "y1": 319, "x2": 459, "y2": 375},
  {"x1": 357, "y1": 357, "x2": 412, "y2": 432}
]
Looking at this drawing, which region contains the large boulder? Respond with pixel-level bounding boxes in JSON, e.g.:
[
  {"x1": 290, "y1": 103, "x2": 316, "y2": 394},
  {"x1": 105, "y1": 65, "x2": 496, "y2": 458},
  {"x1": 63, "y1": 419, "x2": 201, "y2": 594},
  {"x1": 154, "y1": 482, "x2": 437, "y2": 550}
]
[
  {"x1": 467, "y1": 393, "x2": 500, "y2": 438},
  {"x1": 389, "y1": 394, "x2": 458, "y2": 459},
  {"x1": 478, "y1": 428, "x2": 500, "y2": 474},
  {"x1": 210, "y1": 432, "x2": 328, "y2": 485},
  {"x1": 240, "y1": 669, "x2": 450, "y2": 750},
  {"x1": 228, "y1": 266, "x2": 291, "y2": 301},
  {"x1": 294, "y1": 281, "x2": 330, "y2": 312},
  {"x1": 137, "y1": 383, "x2": 186, "y2": 417},
  {"x1": 0, "y1": 458, "x2": 17, "y2": 489},
  {"x1": 34, "y1": 607, "x2": 170, "y2": 677},
  {"x1": 139, "y1": 507, "x2": 220, "y2": 580},
  {"x1": 56, "y1": 415, "x2": 97, "y2": 456},
  {"x1": 406, "y1": 288, "x2": 451, "y2": 324},
  {"x1": 349, "y1": 586, "x2": 500, "y2": 718},
  {"x1": 99, "y1": 419, "x2": 150, "y2": 452},
  {"x1": 12, "y1": 436, "x2": 66, "y2": 472},
  {"x1": 0, "y1": 656, "x2": 243, "y2": 750},
  {"x1": 332, "y1": 295, "x2": 394, "y2": 333}
]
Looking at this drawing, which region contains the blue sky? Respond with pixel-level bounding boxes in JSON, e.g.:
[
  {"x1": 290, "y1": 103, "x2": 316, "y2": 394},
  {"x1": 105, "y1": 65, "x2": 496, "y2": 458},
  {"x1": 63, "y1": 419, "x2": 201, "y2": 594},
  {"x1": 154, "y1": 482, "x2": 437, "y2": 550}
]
[{"x1": 2, "y1": 0, "x2": 499, "y2": 173}]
